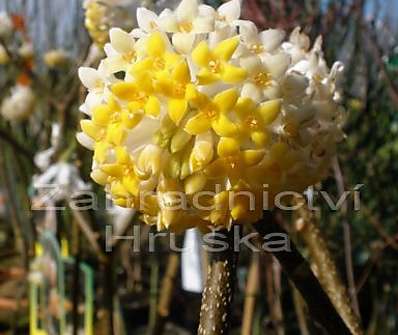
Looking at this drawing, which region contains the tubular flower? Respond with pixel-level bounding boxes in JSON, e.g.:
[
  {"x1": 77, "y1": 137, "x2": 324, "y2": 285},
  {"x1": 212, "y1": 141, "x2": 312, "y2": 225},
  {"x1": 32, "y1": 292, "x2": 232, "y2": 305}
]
[{"x1": 78, "y1": 0, "x2": 345, "y2": 231}]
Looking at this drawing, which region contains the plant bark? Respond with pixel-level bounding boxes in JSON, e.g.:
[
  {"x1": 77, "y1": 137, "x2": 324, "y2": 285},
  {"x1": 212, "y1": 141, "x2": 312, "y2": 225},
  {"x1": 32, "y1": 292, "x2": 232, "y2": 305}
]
[
  {"x1": 296, "y1": 205, "x2": 363, "y2": 335},
  {"x1": 198, "y1": 227, "x2": 239, "y2": 335}
]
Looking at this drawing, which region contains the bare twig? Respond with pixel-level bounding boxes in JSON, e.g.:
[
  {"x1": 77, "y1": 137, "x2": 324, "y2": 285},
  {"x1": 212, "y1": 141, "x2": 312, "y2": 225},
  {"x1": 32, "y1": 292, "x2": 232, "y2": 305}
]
[
  {"x1": 291, "y1": 284, "x2": 310, "y2": 335},
  {"x1": 69, "y1": 206, "x2": 107, "y2": 263},
  {"x1": 241, "y1": 253, "x2": 260, "y2": 335},
  {"x1": 333, "y1": 157, "x2": 361, "y2": 319}
]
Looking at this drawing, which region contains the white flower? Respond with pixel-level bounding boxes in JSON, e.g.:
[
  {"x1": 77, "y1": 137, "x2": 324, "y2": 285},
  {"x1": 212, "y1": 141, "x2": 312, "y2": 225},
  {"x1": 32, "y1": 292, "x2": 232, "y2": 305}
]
[
  {"x1": 236, "y1": 20, "x2": 285, "y2": 56},
  {"x1": 0, "y1": 12, "x2": 13, "y2": 38},
  {"x1": 282, "y1": 27, "x2": 311, "y2": 64},
  {"x1": 33, "y1": 162, "x2": 91, "y2": 203},
  {"x1": 216, "y1": 0, "x2": 241, "y2": 26},
  {"x1": 102, "y1": 28, "x2": 136, "y2": 74},
  {"x1": 1, "y1": 85, "x2": 35, "y2": 121}
]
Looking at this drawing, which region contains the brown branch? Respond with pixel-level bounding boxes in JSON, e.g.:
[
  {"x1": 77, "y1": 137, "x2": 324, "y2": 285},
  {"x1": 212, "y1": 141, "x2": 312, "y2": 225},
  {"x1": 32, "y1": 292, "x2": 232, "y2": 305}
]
[
  {"x1": 241, "y1": 253, "x2": 260, "y2": 335},
  {"x1": 291, "y1": 284, "x2": 310, "y2": 335},
  {"x1": 69, "y1": 206, "x2": 107, "y2": 263},
  {"x1": 333, "y1": 157, "x2": 361, "y2": 319},
  {"x1": 254, "y1": 212, "x2": 352, "y2": 335},
  {"x1": 149, "y1": 252, "x2": 180, "y2": 335},
  {"x1": 361, "y1": 206, "x2": 398, "y2": 250},
  {"x1": 198, "y1": 227, "x2": 239, "y2": 335}
]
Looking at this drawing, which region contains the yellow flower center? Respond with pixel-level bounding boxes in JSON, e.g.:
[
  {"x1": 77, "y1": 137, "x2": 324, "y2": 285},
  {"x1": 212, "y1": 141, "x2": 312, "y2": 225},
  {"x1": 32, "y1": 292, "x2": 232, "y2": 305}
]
[
  {"x1": 178, "y1": 21, "x2": 193, "y2": 33},
  {"x1": 174, "y1": 83, "x2": 185, "y2": 98},
  {"x1": 149, "y1": 21, "x2": 158, "y2": 30},
  {"x1": 245, "y1": 115, "x2": 259, "y2": 129},
  {"x1": 249, "y1": 44, "x2": 264, "y2": 54},
  {"x1": 122, "y1": 51, "x2": 136, "y2": 63},
  {"x1": 253, "y1": 71, "x2": 271, "y2": 88},
  {"x1": 204, "y1": 106, "x2": 218, "y2": 119},
  {"x1": 208, "y1": 60, "x2": 221, "y2": 73},
  {"x1": 153, "y1": 57, "x2": 165, "y2": 71}
]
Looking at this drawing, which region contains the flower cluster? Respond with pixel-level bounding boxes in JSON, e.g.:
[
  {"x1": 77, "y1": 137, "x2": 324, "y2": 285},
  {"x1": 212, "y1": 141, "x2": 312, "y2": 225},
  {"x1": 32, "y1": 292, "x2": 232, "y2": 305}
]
[
  {"x1": 78, "y1": 0, "x2": 345, "y2": 231},
  {"x1": 84, "y1": 0, "x2": 137, "y2": 47}
]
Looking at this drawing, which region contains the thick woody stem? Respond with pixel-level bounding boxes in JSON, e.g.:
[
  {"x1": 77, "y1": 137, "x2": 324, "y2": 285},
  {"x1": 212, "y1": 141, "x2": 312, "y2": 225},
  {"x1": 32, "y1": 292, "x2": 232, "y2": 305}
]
[
  {"x1": 297, "y1": 205, "x2": 364, "y2": 335},
  {"x1": 198, "y1": 228, "x2": 239, "y2": 335},
  {"x1": 254, "y1": 212, "x2": 351, "y2": 335}
]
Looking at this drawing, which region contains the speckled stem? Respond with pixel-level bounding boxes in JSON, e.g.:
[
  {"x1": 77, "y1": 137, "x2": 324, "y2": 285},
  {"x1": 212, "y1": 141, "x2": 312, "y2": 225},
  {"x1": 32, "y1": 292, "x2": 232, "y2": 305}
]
[
  {"x1": 254, "y1": 212, "x2": 351, "y2": 335},
  {"x1": 198, "y1": 228, "x2": 239, "y2": 335},
  {"x1": 297, "y1": 205, "x2": 364, "y2": 335}
]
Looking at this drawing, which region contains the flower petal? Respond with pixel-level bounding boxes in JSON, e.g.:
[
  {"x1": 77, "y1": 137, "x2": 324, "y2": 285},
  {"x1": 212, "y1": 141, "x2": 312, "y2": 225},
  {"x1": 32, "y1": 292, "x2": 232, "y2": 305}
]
[
  {"x1": 260, "y1": 29, "x2": 285, "y2": 52},
  {"x1": 78, "y1": 67, "x2": 102, "y2": 89},
  {"x1": 191, "y1": 41, "x2": 212, "y2": 67},
  {"x1": 196, "y1": 68, "x2": 219, "y2": 85},
  {"x1": 217, "y1": 0, "x2": 241, "y2": 22},
  {"x1": 192, "y1": 16, "x2": 214, "y2": 33},
  {"x1": 176, "y1": 0, "x2": 198, "y2": 22},
  {"x1": 217, "y1": 137, "x2": 240, "y2": 157},
  {"x1": 185, "y1": 112, "x2": 212, "y2": 135},
  {"x1": 168, "y1": 98, "x2": 188, "y2": 125},
  {"x1": 172, "y1": 32, "x2": 196, "y2": 54},
  {"x1": 212, "y1": 114, "x2": 238, "y2": 137},
  {"x1": 241, "y1": 82, "x2": 262, "y2": 102},
  {"x1": 171, "y1": 128, "x2": 192, "y2": 153},
  {"x1": 146, "y1": 32, "x2": 166, "y2": 57},
  {"x1": 136, "y1": 7, "x2": 159, "y2": 32},
  {"x1": 109, "y1": 28, "x2": 135, "y2": 54},
  {"x1": 213, "y1": 88, "x2": 238, "y2": 113},
  {"x1": 257, "y1": 99, "x2": 282, "y2": 125},
  {"x1": 220, "y1": 63, "x2": 247, "y2": 83},
  {"x1": 213, "y1": 37, "x2": 239, "y2": 61},
  {"x1": 144, "y1": 95, "x2": 161, "y2": 117},
  {"x1": 241, "y1": 150, "x2": 265, "y2": 166},
  {"x1": 158, "y1": 12, "x2": 179, "y2": 32}
]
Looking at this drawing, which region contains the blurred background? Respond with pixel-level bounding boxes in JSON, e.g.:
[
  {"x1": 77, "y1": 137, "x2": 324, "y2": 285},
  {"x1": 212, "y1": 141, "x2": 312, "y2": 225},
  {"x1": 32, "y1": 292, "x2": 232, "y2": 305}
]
[{"x1": 0, "y1": 0, "x2": 397, "y2": 334}]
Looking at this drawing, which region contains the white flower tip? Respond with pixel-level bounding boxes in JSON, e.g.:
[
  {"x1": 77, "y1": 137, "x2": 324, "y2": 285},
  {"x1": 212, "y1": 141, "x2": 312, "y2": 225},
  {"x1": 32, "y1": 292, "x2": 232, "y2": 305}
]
[
  {"x1": 76, "y1": 132, "x2": 94, "y2": 150},
  {"x1": 218, "y1": 0, "x2": 241, "y2": 22},
  {"x1": 109, "y1": 27, "x2": 135, "y2": 54},
  {"x1": 78, "y1": 67, "x2": 100, "y2": 89},
  {"x1": 136, "y1": 7, "x2": 158, "y2": 32}
]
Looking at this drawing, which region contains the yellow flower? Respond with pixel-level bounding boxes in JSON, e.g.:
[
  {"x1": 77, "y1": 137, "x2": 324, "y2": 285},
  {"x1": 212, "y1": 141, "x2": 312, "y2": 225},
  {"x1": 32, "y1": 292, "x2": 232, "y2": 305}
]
[
  {"x1": 191, "y1": 37, "x2": 247, "y2": 84},
  {"x1": 204, "y1": 137, "x2": 265, "y2": 183},
  {"x1": 184, "y1": 87, "x2": 239, "y2": 136},
  {"x1": 235, "y1": 97, "x2": 282, "y2": 147}
]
